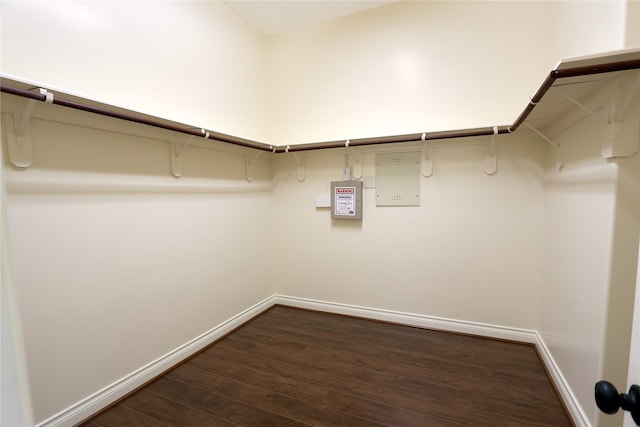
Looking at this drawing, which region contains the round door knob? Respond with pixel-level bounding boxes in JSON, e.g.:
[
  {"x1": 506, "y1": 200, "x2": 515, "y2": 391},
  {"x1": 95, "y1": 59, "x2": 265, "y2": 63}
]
[
  {"x1": 595, "y1": 381, "x2": 623, "y2": 414},
  {"x1": 595, "y1": 381, "x2": 640, "y2": 425}
]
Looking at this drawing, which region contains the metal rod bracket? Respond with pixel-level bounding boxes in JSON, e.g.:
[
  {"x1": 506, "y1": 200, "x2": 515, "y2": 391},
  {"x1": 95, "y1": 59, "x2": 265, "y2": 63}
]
[
  {"x1": 2, "y1": 89, "x2": 54, "y2": 169},
  {"x1": 525, "y1": 123, "x2": 562, "y2": 171},
  {"x1": 602, "y1": 76, "x2": 640, "y2": 159},
  {"x1": 286, "y1": 146, "x2": 305, "y2": 182},
  {"x1": 525, "y1": 123, "x2": 559, "y2": 149},
  {"x1": 3, "y1": 112, "x2": 34, "y2": 168},
  {"x1": 171, "y1": 137, "x2": 192, "y2": 178},
  {"x1": 245, "y1": 150, "x2": 264, "y2": 182},
  {"x1": 345, "y1": 141, "x2": 363, "y2": 180},
  {"x1": 558, "y1": 89, "x2": 606, "y2": 125},
  {"x1": 484, "y1": 127, "x2": 498, "y2": 175},
  {"x1": 421, "y1": 133, "x2": 433, "y2": 177}
]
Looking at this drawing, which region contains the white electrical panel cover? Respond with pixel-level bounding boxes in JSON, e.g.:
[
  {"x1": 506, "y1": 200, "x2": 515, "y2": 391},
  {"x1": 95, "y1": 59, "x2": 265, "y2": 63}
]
[{"x1": 375, "y1": 152, "x2": 421, "y2": 206}]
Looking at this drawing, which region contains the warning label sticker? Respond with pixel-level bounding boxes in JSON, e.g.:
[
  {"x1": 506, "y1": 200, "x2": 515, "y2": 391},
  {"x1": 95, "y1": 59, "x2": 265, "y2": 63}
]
[{"x1": 335, "y1": 186, "x2": 356, "y2": 216}]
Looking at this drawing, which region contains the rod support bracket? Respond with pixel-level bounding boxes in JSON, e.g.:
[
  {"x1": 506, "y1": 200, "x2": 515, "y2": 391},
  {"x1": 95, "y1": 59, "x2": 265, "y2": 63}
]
[
  {"x1": 3, "y1": 112, "x2": 34, "y2": 168},
  {"x1": 3, "y1": 88, "x2": 54, "y2": 169},
  {"x1": 286, "y1": 146, "x2": 305, "y2": 182},
  {"x1": 345, "y1": 140, "x2": 362, "y2": 180},
  {"x1": 525, "y1": 123, "x2": 562, "y2": 171},
  {"x1": 171, "y1": 137, "x2": 192, "y2": 178},
  {"x1": 484, "y1": 126, "x2": 498, "y2": 175},
  {"x1": 421, "y1": 133, "x2": 433, "y2": 177},
  {"x1": 245, "y1": 150, "x2": 264, "y2": 182},
  {"x1": 602, "y1": 76, "x2": 640, "y2": 159}
]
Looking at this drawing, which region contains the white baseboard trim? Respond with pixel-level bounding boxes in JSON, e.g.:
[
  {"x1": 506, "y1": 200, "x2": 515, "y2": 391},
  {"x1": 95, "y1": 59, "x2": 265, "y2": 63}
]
[
  {"x1": 36, "y1": 295, "x2": 277, "y2": 427},
  {"x1": 534, "y1": 332, "x2": 592, "y2": 427},
  {"x1": 273, "y1": 294, "x2": 538, "y2": 343}
]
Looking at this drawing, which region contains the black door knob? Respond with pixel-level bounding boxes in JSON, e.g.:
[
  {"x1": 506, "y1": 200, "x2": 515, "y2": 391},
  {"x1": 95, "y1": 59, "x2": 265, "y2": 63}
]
[{"x1": 595, "y1": 380, "x2": 640, "y2": 425}]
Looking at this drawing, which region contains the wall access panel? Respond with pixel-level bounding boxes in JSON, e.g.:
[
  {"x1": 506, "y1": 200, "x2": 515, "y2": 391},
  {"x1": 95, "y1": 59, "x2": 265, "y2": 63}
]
[{"x1": 375, "y1": 152, "x2": 421, "y2": 206}]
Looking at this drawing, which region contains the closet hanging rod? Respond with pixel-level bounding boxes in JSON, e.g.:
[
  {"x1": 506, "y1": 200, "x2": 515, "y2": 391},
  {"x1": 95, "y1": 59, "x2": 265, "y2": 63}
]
[
  {"x1": 1, "y1": 55, "x2": 639, "y2": 153},
  {"x1": 277, "y1": 126, "x2": 513, "y2": 153},
  {"x1": 0, "y1": 84, "x2": 274, "y2": 152}
]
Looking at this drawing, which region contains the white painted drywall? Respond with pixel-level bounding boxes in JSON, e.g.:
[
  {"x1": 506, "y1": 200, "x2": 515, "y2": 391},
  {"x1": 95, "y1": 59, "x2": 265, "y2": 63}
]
[
  {"x1": 272, "y1": 134, "x2": 546, "y2": 330},
  {"x1": 0, "y1": 1, "x2": 268, "y2": 142},
  {"x1": 266, "y1": 1, "x2": 632, "y2": 147},
  {"x1": 266, "y1": 1, "x2": 554, "y2": 146},
  {"x1": 1, "y1": 95, "x2": 274, "y2": 424},
  {"x1": 618, "y1": 107, "x2": 640, "y2": 427},
  {"x1": 540, "y1": 89, "x2": 640, "y2": 426},
  {"x1": 548, "y1": 0, "x2": 628, "y2": 63},
  {"x1": 540, "y1": 120, "x2": 618, "y2": 426},
  {"x1": 1, "y1": 109, "x2": 34, "y2": 427},
  {"x1": 625, "y1": 0, "x2": 640, "y2": 47},
  {"x1": 626, "y1": 229, "x2": 640, "y2": 427}
]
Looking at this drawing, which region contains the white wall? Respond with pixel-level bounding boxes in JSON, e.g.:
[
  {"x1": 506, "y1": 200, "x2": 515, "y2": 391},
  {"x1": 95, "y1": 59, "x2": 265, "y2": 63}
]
[
  {"x1": 540, "y1": 83, "x2": 640, "y2": 426},
  {"x1": 540, "y1": 120, "x2": 618, "y2": 425},
  {"x1": 266, "y1": 0, "x2": 634, "y2": 147},
  {"x1": 625, "y1": 0, "x2": 640, "y2": 47},
  {"x1": 626, "y1": 231, "x2": 640, "y2": 427},
  {"x1": 1, "y1": 95, "x2": 274, "y2": 424},
  {"x1": 0, "y1": 1, "x2": 268, "y2": 142},
  {"x1": 272, "y1": 134, "x2": 546, "y2": 329},
  {"x1": 266, "y1": 1, "x2": 554, "y2": 146},
  {"x1": 1, "y1": 108, "x2": 34, "y2": 427},
  {"x1": 548, "y1": 0, "x2": 628, "y2": 62}
]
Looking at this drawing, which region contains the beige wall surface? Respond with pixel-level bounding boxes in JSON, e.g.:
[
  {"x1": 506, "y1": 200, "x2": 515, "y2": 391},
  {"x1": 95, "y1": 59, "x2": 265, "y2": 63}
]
[
  {"x1": 627, "y1": 198, "x2": 640, "y2": 427},
  {"x1": 272, "y1": 134, "x2": 546, "y2": 329},
  {"x1": 266, "y1": 0, "x2": 630, "y2": 146},
  {"x1": 548, "y1": 0, "x2": 628, "y2": 62},
  {"x1": 1, "y1": 110, "x2": 34, "y2": 427},
  {"x1": 0, "y1": 1, "x2": 269, "y2": 142},
  {"x1": 266, "y1": 1, "x2": 554, "y2": 145},
  {"x1": 540, "y1": 84, "x2": 640, "y2": 425},
  {"x1": 540, "y1": 120, "x2": 618, "y2": 425},
  {"x1": 2, "y1": 97, "x2": 274, "y2": 423},
  {"x1": 624, "y1": 0, "x2": 640, "y2": 47}
]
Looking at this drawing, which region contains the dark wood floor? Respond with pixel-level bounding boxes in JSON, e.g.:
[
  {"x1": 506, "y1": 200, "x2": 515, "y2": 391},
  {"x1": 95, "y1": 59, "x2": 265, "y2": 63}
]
[{"x1": 80, "y1": 305, "x2": 572, "y2": 426}]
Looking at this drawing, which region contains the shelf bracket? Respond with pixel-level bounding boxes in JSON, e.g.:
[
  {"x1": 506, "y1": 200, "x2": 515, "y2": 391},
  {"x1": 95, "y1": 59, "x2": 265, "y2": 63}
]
[
  {"x1": 245, "y1": 149, "x2": 266, "y2": 182},
  {"x1": 171, "y1": 137, "x2": 192, "y2": 178},
  {"x1": 617, "y1": 72, "x2": 640, "y2": 123},
  {"x1": 525, "y1": 123, "x2": 562, "y2": 171},
  {"x1": 484, "y1": 127, "x2": 498, "y2": 175},
  {"x1": 421, "y1": 133, "x2": 433, "y2": 177},
  {"x1": 286, "y1": 146, "x2": 305, "y2": 182},
  {"x1": 525, "y1": 123, "x2": 558, "y2": 149},
  {"x1": 558, "y1": 89, "x2": 607, "y2": 125},
  {"x1": 602, "y1": 75, "x2": 640, "y2": 159},
  {"x1": 555, "y1": 134, "x2": 564, "y2": 172},
  {"x1": 345, "y1": 140, "x2": 363, "y2": 180},
  {"x1": 352, "y1": 152, "x2": 362, "y2": 180}
]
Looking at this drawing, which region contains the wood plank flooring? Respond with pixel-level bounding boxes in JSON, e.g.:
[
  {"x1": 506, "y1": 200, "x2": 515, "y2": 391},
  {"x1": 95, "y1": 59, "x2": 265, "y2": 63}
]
[{"x1": 80, "y1": 305, "x2": 573, "y2": 426}]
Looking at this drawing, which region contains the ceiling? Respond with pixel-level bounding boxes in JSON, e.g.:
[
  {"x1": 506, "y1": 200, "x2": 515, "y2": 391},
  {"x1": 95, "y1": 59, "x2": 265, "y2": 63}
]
[{"x1": 223, "y1": 1, "x2": 398, "y2": 35}]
